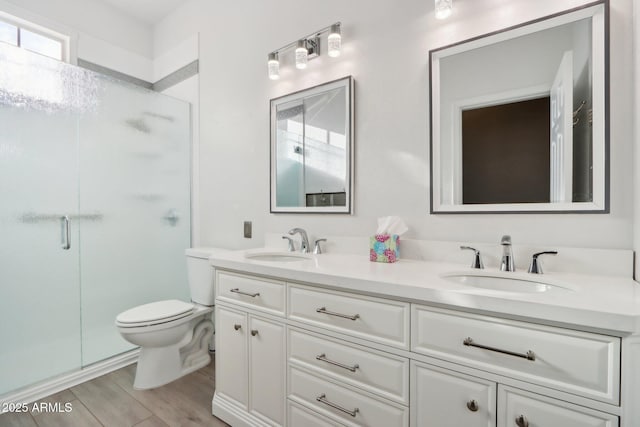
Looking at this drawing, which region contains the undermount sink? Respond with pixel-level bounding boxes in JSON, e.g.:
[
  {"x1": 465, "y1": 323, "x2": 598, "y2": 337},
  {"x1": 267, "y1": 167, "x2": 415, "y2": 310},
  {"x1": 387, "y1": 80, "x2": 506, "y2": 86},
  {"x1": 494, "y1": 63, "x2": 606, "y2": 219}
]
[
  {"x1": 442, "y1": 272, "x2": 572, "y2": 293},
  {"x1": 244, "y1": 251, "x2": 312, "y2": 262}
]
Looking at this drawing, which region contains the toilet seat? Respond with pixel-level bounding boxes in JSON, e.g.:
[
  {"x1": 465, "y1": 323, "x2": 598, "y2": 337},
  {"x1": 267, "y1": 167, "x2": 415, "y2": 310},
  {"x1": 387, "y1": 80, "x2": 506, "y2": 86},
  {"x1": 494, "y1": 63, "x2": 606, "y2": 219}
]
[{"x1": 116, "y1": 299, "x2": 194, "y2": 328}]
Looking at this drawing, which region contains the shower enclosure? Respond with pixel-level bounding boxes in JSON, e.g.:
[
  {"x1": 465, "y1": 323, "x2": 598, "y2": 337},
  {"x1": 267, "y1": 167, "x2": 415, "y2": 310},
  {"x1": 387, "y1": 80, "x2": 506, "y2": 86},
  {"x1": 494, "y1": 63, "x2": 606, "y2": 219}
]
[{"x1": 0, "y1": 43, "x2": 191, "y2": 395}]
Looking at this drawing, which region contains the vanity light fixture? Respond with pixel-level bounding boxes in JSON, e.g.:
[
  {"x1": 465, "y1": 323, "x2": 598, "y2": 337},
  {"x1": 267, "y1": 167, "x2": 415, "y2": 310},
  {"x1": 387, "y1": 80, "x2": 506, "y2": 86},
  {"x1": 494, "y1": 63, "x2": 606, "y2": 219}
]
[
  {"x1": 435, "y1": 0, "x2": 453, "y2": 19},
  {"x1": 295, "y1": 39, "x2": 309, "y2": 69},
  {"x1": 268, "y1": 52, "x2": 280, "y2": 80},
  {"x1": 327, "y1": 23, "x2": 342, "y2": 57},
  {"x1": 267, "y1": 22, "x2": 342, "y2": 79}
]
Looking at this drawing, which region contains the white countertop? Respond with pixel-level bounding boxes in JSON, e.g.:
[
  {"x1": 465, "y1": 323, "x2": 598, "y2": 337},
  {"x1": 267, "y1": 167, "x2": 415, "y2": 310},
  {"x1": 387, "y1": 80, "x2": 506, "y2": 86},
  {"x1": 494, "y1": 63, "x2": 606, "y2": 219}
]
[{"x1": 209, "y1": 248, "x2": 640, "y2": 336}]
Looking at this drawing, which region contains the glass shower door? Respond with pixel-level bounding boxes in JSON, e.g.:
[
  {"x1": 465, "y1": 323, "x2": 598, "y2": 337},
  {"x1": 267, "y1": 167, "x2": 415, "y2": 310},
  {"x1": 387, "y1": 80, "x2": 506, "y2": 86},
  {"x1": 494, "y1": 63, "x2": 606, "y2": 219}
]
[
  {"x1": 0, "y1": 43, "x2": 192, "y2": 394},
  {"x1": 0, "y1": 44, "x2": 81, "y2": 394},
  {"x1": 78, "y1": 75, "x2": 191, "y2": 365}
]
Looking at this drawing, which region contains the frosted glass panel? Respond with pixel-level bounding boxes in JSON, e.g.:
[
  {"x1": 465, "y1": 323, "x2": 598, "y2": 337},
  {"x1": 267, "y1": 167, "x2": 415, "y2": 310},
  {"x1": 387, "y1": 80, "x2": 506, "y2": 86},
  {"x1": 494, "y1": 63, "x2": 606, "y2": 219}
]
[
  {"x1": 0, "y1": 44, "x2": 81, "y2": 394},
  {"x1": 0, "y1": 42, "x2": 192, "y2": 393},
  {"x1": 78, "y1": 76, "x2": 191, "y2": 365}
]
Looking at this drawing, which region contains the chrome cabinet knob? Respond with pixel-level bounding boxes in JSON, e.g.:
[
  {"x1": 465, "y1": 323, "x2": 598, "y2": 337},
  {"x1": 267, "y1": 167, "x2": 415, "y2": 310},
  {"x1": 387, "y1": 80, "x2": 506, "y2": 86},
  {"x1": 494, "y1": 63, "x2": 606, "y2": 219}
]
[
  {"x1": 251, "y1": 330, "x2": 259, "y2": 336},
  {"x1": 466, "y1": 400, "x2": 479, "y2": 412},
  {"x1": 515, "y1": 415, "x2": 529, "y2": 427},
  {"x1": 233, "y1": 324, "x2": 241, "y2": 331}
]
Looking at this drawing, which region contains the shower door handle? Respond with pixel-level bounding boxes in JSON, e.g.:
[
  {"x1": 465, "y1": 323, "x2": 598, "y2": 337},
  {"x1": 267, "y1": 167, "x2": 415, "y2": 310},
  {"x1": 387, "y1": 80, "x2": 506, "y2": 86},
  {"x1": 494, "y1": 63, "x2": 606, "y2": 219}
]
[{"x1": 60, "y1": 216, "x2": 70, "y2": 250}]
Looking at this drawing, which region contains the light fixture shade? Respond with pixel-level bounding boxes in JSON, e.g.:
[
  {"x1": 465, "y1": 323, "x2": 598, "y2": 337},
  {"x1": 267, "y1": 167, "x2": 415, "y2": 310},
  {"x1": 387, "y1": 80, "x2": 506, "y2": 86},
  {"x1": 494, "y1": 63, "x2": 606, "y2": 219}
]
[
  {"x1": 435, "y1": 0, "x2": 452, "y2": 19},
  {"x1": 295, "y1": 40, "x2": 308, "y2": 69},
  {"x1": 328, "y1": 23, "x2": 341, "y2": 58},
  {"x1": 268, "y1": 52, "x2": 280, "y2": 80}
]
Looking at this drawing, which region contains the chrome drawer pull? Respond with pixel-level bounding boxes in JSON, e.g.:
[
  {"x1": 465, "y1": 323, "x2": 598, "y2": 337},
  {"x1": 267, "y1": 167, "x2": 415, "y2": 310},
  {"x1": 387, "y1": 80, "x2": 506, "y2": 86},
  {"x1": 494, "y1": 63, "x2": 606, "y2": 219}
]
[
  {"x1": 466, "y1": 400, "x2": 479, "y2": 412},
  {"x1": 316, "y1": 394, "x2": 359, "y2": 417},
  {"x1": 60, "y1": 216, "x2": 71, "y2": 250},
  {"x1": 463, "y1": 337, "x2": 535, "y2": 361},
  {"x1": 234, "y1": 324, "x2": 242, "y2": 331},
  {"x1": 515, "y1": 415, "x2": 529, "y2": 427},
  {"x1": 230, "y1": 288, "x2": 260, "y2": 298},
  {"x1": 251, "y1": 330, "x2": 259, "y2": 336},
  {"x1": 316, "y1": 307, "x2": 360, "y2": 321},
  {"x1": 316, "y1": 353, "x2": 359, "y2": 372}
]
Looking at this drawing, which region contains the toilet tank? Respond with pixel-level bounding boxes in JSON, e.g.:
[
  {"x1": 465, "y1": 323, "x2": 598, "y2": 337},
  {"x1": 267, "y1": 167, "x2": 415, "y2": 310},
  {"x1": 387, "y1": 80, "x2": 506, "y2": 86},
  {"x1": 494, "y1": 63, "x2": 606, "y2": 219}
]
[{"x1": 185, "y1": 248, "x2": 217, "y2": 306}]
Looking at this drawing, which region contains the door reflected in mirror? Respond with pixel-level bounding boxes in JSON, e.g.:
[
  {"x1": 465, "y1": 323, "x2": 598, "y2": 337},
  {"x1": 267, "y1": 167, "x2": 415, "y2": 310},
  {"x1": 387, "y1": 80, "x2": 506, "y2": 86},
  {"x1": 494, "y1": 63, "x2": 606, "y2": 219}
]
[
  {"x1": 271, "y1": 76, "x2": 354, "y2": 213},
  {"x1": 430, "y1": 2, "x2": 608, "y2": 213}
]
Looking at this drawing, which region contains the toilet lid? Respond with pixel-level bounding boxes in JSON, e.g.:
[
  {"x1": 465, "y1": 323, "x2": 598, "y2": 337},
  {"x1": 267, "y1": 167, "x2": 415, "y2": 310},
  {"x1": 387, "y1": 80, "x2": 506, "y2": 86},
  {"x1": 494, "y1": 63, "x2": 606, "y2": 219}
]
[{"x1": 116, "y1": 300, "x2": 194, "y2": 325}]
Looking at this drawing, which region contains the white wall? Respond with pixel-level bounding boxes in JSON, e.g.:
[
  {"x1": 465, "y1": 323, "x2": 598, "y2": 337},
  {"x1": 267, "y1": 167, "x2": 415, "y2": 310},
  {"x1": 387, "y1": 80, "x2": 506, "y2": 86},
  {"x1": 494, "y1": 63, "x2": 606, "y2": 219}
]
[
  {"x1": 0, "y1": 0, "x2": 154, "y2": 80},
  {"x1": 155, "y1": 0, "x2": 634, "y2": 252}
]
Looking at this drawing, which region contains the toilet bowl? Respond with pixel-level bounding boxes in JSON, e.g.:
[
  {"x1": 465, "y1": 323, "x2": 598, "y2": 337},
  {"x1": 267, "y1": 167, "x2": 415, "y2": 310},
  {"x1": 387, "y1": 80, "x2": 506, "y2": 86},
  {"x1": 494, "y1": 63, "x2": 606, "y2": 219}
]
[{"x1": 116, "y1": 248, "x2": 217, "y2": 389}]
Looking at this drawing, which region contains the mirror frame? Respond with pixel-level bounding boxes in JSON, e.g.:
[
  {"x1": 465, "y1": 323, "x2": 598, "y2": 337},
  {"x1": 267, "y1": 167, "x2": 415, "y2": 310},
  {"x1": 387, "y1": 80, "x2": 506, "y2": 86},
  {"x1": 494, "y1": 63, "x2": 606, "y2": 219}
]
[
  {"x1": 429, "y1": 1, "x2": 609, "y2": 214},
  {"x1": 270, "y1": 76, "x2": 355, "y2": 214}
]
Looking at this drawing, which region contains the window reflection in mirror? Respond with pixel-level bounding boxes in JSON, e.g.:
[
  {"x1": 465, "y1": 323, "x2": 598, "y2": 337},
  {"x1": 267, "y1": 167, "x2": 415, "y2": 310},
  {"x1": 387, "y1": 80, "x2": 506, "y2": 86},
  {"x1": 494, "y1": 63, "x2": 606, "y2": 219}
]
[{"x1": 271, "y1": 77, "x2": 354, "y2": 213}]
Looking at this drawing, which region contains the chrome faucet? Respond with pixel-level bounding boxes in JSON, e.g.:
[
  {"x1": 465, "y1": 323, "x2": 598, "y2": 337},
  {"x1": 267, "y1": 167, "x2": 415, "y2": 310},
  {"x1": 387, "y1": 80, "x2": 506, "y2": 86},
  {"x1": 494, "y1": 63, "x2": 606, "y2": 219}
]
[
  {"x1": 282, "y1": 236, "x2": 296, "y2": 252},
  {"x1": 460, "y1": 246, "x2": 484, "y2": 269},
  {"x1": 288, "y1": 228, "x2": 310, "y2": 253},
  {"x1": 500, "y1": 235, "x2": 515, "y2": 272},
  {"x1": 528, "y1": 251, "x2": 558, "y2": 274}
]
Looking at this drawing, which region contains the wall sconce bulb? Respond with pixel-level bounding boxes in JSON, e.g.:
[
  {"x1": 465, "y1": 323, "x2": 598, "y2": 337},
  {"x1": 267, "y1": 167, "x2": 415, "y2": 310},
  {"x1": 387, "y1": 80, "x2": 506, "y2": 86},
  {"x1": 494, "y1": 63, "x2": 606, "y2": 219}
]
[{"x1": 435, "y1": 0, "x2": 453, "y2": 19}]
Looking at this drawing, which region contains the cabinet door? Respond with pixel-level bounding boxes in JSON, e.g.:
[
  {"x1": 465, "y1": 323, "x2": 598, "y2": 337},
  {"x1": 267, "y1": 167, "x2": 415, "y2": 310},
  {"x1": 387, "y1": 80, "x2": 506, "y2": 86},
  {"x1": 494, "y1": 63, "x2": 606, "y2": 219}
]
[
  {"x1": 249, "y1": 315, "x2": 285, "y2": 426},
  {"x1": 498, "y1": 385, "x2": 618, "y2": 427},
  {"x1": 215, "y1": 306, "x2": 248, "y2": 408},
  {"x1": 411, "y1": 361, "x2": 496, "y2": 427}
]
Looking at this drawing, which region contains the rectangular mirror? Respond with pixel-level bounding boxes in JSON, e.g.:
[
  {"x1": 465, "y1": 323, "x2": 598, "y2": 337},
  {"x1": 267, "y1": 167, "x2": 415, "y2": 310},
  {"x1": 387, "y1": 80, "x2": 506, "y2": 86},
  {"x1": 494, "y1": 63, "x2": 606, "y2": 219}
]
[
  {"x1": 430, "y1": 2, "x2": 608, "y2": 213},
  {"x1": 270, "y1": 76, "x2": 354, "y2": 213}
]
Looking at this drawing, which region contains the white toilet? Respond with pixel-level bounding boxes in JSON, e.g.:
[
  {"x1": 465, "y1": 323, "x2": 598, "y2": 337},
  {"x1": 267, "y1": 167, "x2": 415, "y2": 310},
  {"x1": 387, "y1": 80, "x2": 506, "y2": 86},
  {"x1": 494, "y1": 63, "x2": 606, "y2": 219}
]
[{"x1": 116, "y1": 248, "x2": 216, "y2": 390}]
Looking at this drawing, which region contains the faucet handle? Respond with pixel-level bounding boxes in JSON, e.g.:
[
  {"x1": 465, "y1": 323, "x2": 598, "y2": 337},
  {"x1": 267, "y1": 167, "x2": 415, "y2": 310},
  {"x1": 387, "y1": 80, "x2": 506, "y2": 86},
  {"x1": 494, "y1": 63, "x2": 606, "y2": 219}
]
[
  {"x1": 460, "y1": 246, "x2": 484, "y2": 269},
  {"x1": 314, "y1": 238, "x2": 327, "y2": 254},
  {"x1": 282, "y1": 236, "x2": 296, "y2": 252},
  {"x1": 528, "y1": 251, "x2": 558, "y2": 274}
]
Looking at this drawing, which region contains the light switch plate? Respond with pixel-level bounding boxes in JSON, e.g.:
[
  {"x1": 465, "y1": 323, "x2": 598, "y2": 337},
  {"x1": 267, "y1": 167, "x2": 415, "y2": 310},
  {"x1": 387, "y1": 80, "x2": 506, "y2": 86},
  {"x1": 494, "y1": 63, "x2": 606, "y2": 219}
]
[{"x1": 243, "y1": 221, "x2": 252, "y2": 238}]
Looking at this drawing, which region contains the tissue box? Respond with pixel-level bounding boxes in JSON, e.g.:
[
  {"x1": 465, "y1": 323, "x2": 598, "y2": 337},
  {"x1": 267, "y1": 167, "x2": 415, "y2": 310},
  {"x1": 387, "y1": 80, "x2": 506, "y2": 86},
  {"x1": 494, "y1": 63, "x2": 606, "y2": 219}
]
[{"x1": 370, "y1": 234, "x2": 399, "y2": 263}]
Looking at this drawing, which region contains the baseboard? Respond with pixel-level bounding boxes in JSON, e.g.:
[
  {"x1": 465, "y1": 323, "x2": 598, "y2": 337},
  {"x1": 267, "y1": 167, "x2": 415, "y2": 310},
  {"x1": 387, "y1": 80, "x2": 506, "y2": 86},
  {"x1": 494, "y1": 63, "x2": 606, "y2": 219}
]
[
  {"x1": 0, "y1": 349, "x2": 139, "y2": 409},
  {"x1": 212, "y1": 391, "x2": 273, "y2": 427}
]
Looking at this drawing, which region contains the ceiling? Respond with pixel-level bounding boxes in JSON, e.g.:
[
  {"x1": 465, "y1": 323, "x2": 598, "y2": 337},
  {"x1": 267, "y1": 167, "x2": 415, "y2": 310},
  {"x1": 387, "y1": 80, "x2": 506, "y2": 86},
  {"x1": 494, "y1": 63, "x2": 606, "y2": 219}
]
[{"x1": 97, "y1": 0, "x2": 187, "y2": 24}]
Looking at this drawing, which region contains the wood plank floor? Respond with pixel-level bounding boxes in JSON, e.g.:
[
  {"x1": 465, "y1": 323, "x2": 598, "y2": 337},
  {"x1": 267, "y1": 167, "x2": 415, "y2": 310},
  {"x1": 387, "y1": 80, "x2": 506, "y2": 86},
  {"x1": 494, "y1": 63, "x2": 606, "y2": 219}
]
[{"x1": 0, "y1": 355, "x2": 229, "y2": 427}]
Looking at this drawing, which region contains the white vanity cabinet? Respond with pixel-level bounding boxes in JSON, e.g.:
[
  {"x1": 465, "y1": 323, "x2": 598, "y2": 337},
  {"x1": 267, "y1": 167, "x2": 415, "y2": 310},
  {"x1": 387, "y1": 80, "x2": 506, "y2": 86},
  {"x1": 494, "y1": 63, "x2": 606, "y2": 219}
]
[
  {"x1": 211, "y1": 269, "x2": 625, "y2": 427},
  {"x1": 411, "y1": 304, "x2": 620, "y2": 427},
  {"x1": 213, "y1": 272, "x2": 286, "y2": 427}
]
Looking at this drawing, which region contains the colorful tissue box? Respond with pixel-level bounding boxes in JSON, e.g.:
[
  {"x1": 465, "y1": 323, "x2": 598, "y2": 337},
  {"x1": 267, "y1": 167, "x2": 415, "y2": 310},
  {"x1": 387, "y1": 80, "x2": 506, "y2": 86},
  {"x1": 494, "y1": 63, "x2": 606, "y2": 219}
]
[{"x1": 370, "y1": 234, "x2": 400, "y2": 263}]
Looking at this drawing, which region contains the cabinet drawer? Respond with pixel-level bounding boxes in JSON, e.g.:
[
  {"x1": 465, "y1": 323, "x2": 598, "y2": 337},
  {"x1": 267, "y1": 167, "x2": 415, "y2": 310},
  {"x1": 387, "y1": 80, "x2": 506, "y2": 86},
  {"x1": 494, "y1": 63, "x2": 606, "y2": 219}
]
[
  {"x1": 288, "y1": 284, "x2": 409, "y2": 349},
  {"x1": 216, "y1": 271, "x2": 285, "y2": 316},
  {"x1": 288, "y1": 366, "x2": 409, "y2": 427},
  {"x1": 498, "y1": 385, "x2": 618, "y2": 427},
  {"x1": 411, "y1": 361, "x2": 496, "y2": 427},
  {"x1": 288, "y1": 327, "x2": 409, "y2": 404},
  {"x1": 288, "y1": 399, "x2": 346, "y2": 427},
  {"x1": 411, "y1": 305, "x2": 620, "y2": 404}
]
